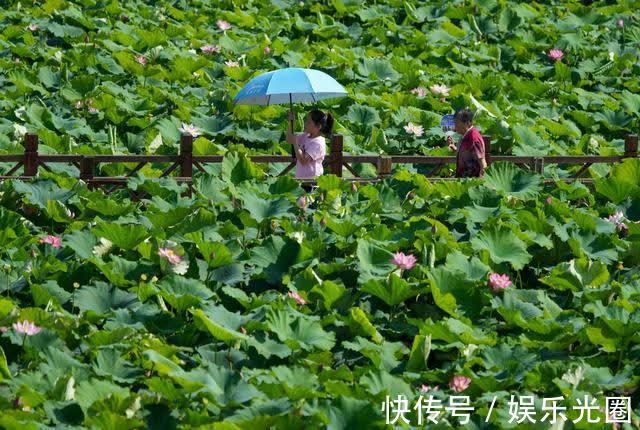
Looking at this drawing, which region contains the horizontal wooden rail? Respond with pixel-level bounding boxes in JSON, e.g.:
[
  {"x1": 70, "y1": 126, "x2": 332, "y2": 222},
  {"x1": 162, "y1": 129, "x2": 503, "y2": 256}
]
[{"x1": 0, "y1": 133, "x2": 635, "y2": 194}]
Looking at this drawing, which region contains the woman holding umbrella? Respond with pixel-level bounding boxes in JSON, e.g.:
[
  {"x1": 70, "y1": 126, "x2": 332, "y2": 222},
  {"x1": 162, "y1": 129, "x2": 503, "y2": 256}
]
[{"x1": 286, "y1": 109, "x2": 334, "y2": 181}]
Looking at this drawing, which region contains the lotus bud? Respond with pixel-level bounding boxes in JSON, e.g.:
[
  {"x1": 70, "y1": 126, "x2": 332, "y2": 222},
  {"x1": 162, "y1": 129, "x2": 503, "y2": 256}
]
[
  {"x1": 351, "y1": 183, "x2": 358, "y2": 193},
  {"x1": 140, "y1": 274, "x2": 147, "y2": 281},
  {"x1": 320, "y1": 217, "x2": 327, "y2": 227}
]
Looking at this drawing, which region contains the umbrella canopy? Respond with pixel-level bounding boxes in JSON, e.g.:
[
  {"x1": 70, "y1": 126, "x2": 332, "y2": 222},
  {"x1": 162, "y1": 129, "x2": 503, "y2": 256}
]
[{"x1": 233, "y1": 68, "x2": 347, "y2": 106}]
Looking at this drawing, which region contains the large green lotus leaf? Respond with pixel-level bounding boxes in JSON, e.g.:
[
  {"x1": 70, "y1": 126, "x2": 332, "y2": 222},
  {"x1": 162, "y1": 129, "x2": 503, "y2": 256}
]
[
  {"x1": 221, "y1": 152, "x2": 264, "y2": 185},
  {"x1": 361, "y1": 273, "x2": 419, "y2": 307},
  {"x1": 158, "y1": 275, "x2": 213, "y2": 311},
  {"x1": 85, "y1": 197, "x2": 134, "y2": 217},
  {"x1": 0, "y1": 207, "x2": 30, "y2": 248},
  {"x1": 421, "y1": 317, "x2": 497, "y2": 346},
  {"x1": 12, "y1": 180, "x2": 75, "y2": 210},
  {"x1": 349, "y1": 307, "x2": 383, "y2": 344},
  {"x1": 357, "y1": 57, "x2": 400, "y2": 81},
  {"x1": 568, "y1": 231, "x2": 618, "y2": 264},
  {"x1": 541, "y1": 258, "x2": 610, "y2": 291},
  {"x1": 250, "y1": 236, "x2": 313, "y2": 285},
  {"x1": 345, "y1": 104, "x2": 380, "y2": 128},
  {"x1": 595, "y1": 110, "x2": 632, "y2": 130},
  {"x1": 359, "y1": 370, "x2": 413, "y2": 398},
  {"x1": 491, "y1": 289, "x2": 563, "y2": 335},
  {"x1": 594, "y1": 178, "x2": 640, "y2": 204},
  {"x1": 444, "y1": 250, "x2": 490, "y2": 281},
  {"x1": 194, "y1": 302, "x2": 250, "y2": 336},
  {"x1": 428, "y1": 267, "x2": 482, "y2": 321},
  {"x1": 619, "y1": 90, "x2": 640, "y2": 114},
  {"x1": 326, "y1": 396, "x2": 386, "y2": 430},
  {"x1": 610, "y1": 158, "x2": 640, "y2": 184},
  {"x1": 204, "y1": 364, "x2": 261, "y2": 406},
  {"x1": 511, "y1": 125, "x2": 548, "y2": 156},
  {"x1": 583, "y1": 301, "x2": 640, "y2": 338},
  {"x1": 92, "y1": 222, "x2": 150, "y2": 250},
  {"x1": 238, "y1": 190, "x2": 292, "y2": 223},
  {"x1": 74, "y1": 378, "x2": 130, "y2": 412},
  {"x1": 471, "y1": 226, "x2": 532, "y2": 269},
  {"x1": 259, "y1": 366, "x2": 321, "y2": 401},
  {"x1": 266, "y1": 308, "x2": 335, "y2": 352},
  {"x1": 143, "y1": 207, "x2": 193, "y2": 230},
  {"x1": 94, "y1": 348, "x2": 143, "y2": 383},
  {"x1": 74, "y1": 282, "x2": 139, "y2": 316},
  {"x1": 483, "y1": 162, "x2": 542, "y2": 199},
  {"x1": 0, "y1": 347, "x2": 10, "y2": 381},
  {"x1": 356, "y1": 239, "x2": 396, "y2": 281},
  {"x1": 342, "y1": 337, "x2": 408, "y2": 372}
]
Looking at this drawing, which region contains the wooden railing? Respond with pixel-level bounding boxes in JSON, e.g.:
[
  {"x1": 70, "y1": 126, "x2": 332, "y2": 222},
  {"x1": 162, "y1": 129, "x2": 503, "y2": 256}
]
[{"x1": 0, "y1": 133, "x2": 638, "y2": 194}]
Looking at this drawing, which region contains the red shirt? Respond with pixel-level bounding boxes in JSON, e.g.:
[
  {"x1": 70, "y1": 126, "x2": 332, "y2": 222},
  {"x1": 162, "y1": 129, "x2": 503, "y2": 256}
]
[{"x1": 455, "y1": 127, "x2": 486, "y2": 178}]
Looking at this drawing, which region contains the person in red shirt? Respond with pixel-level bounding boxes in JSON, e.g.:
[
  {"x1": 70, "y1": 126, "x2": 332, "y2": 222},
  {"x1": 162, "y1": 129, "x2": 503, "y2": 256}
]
[{"x1": 446, "y1": 108, "x2": 487, "y2": 178}]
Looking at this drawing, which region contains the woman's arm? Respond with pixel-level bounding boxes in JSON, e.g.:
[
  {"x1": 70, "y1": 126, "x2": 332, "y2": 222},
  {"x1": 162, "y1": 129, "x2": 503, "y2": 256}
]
[{"x1": 286, "y1": 111, "x2": 313, "y2": 163}]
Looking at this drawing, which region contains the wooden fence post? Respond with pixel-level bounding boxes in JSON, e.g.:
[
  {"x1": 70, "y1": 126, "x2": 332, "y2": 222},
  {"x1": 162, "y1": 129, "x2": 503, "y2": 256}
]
[
  {"x1": 329, "y1": 134, "x2": 343, "y2": 177},
  {"x1": 624, "y1": 134, "x2": 638, "y2": 158},
  {"x1": 24, "y1": 133, "x2": 39, "y2": 177},
  {"x1": 180, "y1": 133, "x2": 193, "y2": 197},
  {"x1": 80, "y1": 156, "x2": 95, "y2": 189},
  {"x1": 377, "y1": 156, "x2": 392, "y2": 177},
  {"x1": 483, "y1": 135, "x2": 492, "y2": 166}
]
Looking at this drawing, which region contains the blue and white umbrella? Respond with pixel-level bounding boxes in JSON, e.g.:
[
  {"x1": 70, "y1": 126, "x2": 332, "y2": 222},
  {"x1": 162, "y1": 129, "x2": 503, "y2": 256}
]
[{"x1": 233, "y1": 67, "x2": 348, "y2": 107}]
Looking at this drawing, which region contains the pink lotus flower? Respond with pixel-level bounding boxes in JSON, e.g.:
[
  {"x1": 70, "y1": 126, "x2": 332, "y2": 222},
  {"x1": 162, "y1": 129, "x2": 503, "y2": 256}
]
[
  {"x1": 488, "y1": 273, "x2": 512, "y2": 292},
  {"x1": 288, "y1": 290, "x2": 308, "y2": 305},
  {"x1": 217, "y1": 20, "x2": 232, "y2": 30},
  {"x1": 391, "y1": 252, "x2": 417, "y2": 270},
  {"x1": 548, "y1": 49, "x2": 563, "y2": 61},
  {"x1": 201, "y1": 44, "x2": 221, "y2": 55},
  {"x1": 224, "y1": 60, "x2": 239, "y2": 68},
  {"x1": 158, "y1": 248, "x2": 182, "y2": 265},
  {"x1": 0, "y1": 326, "x2": 8, "y2": 333},
  {"x1": 420, "y1": 384, "x2": 440, "y2": 393},
  {"x1": 264, "y1": 46, "x2": 271, "y2": 55},
  {"x1": 617, "y1": 19, "x2": 624, "y2": 28},
  {"x1": 430, "y1": 84, "x2": 450, "y2": 97},
  {"x1": 40, "y1": 235, "x2": 62, "y2": 248},
  {"x1": 27, "y1": 24, "x2": 39, "y2": 32},
  {"x1": 606, "y1": 211, "x2": 628, "y2": 232},
  {"x1": 449, "y1": 375, "x2": 471, "y2": 393},
  {"x1": 411, "y1": 87, "x2": 427, "y2": 98},
  {"x1": 135, "y1": 55, "x2": 148, "y2": 66},
  {"x1": 545, "y1": 196, "x2": 553, "y2": 205},
  {"x1": 404, "y1": 122, "x2": 424, "y2": 137},
  {"x1": 12, "y1": 320, "x2": 42, "y2": 336},
  {"x1": 88, "y1": 107, "x2": 99, "y2": 114},
  {"x1": 297, "y1": 195, "x2": 307, "y2": 210}
]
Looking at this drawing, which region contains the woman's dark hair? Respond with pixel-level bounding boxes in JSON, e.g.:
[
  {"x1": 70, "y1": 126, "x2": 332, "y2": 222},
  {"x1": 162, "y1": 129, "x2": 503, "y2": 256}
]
[
  {"x1": 309, "y1": 109, "x2": 334, "y2": 137},
  {"x1": 454, "y1": 108, "x2": 475, "y2": 124}
]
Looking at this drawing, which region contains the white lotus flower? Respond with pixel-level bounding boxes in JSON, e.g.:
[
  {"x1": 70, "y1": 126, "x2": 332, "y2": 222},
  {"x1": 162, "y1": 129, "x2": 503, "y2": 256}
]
[
  {"x1": 13, "y1": 124, "x2": 27, "y2": 140},
  {"x1": 430, "y1": 84, "x2": 450, "y2": 97},
  {"x1": 15, "y1": 107, "x2": 26, "y2": 120},
  {"x1": 179, "y1": 123, "x2": 202, "y2": 137},
  {"x1": 93, "y1": 238, "x2": 113, "y2": 258},
  {"x1": 403, "y1": 122, "x2": 424, "y2": 137}
]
